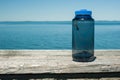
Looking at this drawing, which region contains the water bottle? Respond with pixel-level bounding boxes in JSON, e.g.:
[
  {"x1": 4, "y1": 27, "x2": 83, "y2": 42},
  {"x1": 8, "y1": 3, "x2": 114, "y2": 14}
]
[{"x1": 72, "y1": 9, "x2": 96, "y2": 62}]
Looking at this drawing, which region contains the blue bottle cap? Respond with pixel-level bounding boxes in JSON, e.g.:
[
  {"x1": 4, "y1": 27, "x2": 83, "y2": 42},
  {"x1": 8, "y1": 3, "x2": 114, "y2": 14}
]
[{"x1": 75, "y1": 9, "x2": 92, "y2": 16}]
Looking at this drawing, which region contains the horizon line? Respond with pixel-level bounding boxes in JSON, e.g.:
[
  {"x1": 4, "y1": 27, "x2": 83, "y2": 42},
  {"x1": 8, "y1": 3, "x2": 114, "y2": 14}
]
[{"x1": 0, "y1": 20, "x2": 120, "y2": 22}]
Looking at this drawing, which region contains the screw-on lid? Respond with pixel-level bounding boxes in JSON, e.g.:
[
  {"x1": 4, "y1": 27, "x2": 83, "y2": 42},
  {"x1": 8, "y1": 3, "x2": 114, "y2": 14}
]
[{"x1": 75, "y1": 9, "x2": 92, "y2": 16}]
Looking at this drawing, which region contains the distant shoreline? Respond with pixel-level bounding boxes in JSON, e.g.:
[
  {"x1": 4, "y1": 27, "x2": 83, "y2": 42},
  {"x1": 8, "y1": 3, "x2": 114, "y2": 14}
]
[{"x1": 0, "y1": 21, "x2": 120, "y2": 25}]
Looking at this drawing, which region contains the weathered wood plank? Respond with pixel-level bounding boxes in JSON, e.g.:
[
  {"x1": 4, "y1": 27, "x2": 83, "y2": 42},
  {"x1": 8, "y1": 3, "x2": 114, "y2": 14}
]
[{"x1": 0, "y1": 50, "x2": 120, "y2": 74}]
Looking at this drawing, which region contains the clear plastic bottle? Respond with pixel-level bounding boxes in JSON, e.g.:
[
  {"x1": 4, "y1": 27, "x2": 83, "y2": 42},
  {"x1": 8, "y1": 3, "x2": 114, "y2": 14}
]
[{"x1": 72, "y1": 9, "x2": 96, "y2": 62}]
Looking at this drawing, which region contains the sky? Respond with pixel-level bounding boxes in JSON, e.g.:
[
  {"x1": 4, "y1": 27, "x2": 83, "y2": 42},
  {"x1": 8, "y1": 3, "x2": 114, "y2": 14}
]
[{"x1": 0, "y1": 0, "x2": 120, "y2": 21}]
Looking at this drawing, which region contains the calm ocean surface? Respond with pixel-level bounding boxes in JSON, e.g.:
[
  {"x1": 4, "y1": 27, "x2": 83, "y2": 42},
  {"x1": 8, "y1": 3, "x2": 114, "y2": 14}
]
[{"x1": 0, "y1": 21, "x2": 120, "y2": 49}]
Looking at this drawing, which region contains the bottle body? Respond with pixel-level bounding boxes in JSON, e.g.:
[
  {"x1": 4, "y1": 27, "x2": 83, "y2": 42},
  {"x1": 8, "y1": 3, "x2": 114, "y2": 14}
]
[{"x1": 72, "y1": 15, "x2": 95, "y2": 62}]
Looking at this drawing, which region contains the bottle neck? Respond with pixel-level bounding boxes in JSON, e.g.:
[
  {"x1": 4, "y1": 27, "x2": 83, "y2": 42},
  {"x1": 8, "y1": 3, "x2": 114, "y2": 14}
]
[{"x1": 75, "y1": 15, "x2": 93, "y2": 20}]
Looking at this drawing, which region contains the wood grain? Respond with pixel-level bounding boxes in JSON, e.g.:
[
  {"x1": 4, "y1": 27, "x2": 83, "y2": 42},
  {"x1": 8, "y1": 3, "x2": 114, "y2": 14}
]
[{"x1": 0, "y1": 50, "x2": 120, "y2": 74}]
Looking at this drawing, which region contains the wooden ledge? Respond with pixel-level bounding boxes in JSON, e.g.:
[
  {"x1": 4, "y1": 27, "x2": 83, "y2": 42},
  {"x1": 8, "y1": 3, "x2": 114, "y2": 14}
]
[{"x1": 0, "y1": 50, "x2": 120, "y2": 74}]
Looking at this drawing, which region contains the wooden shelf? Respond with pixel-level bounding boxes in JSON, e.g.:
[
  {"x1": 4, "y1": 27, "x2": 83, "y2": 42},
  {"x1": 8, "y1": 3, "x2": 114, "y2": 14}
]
[{"x1": 0, "y1": 50, "x2": 120, "y2": 74}]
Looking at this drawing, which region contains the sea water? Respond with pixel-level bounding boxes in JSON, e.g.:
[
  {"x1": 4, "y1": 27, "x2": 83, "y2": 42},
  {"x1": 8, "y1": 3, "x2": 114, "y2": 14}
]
[{"x1": 0, "y1": 21, "x2": 120, "y2": 49}]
